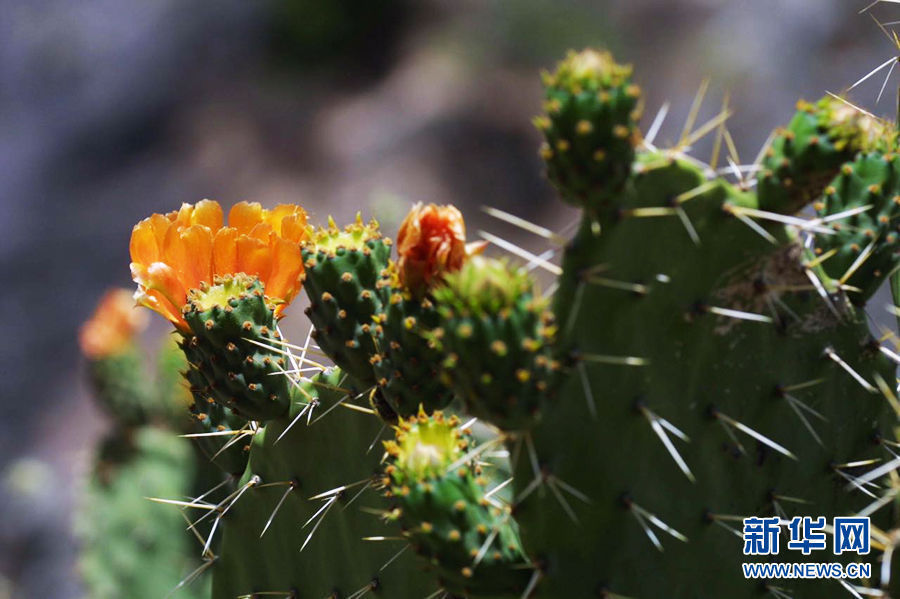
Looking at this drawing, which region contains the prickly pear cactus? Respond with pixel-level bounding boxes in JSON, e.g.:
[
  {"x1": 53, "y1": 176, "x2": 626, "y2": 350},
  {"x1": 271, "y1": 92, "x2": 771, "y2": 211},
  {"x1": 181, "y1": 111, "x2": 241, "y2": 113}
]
[
  {"x1": 114, "y1": 48, "x2": 900, "y2": 599},
  {"x1": 76, "y1": 427, "x2": 209, "y2": 599},
  {"x1": 301, "y1": 215, "x2": 393, "y2": 387},
  {"x1": 77, "y1": 289, "x2": 216, "y2": 599},
  {"x1": 373, "y1": 203, "x2": 476, "y2": 417},
  {"x1": 431, "y1": 256, "x2": 560, "y2": 431},
  {"x1": 382, "y1": 408, "x2": 530, "y2": 596},
  {"x1": 210, "y1": 369, "x2": 437, "y2": 598},
  {"x1": 508, "y1": 50, "x2": 898, "y2": 598}
]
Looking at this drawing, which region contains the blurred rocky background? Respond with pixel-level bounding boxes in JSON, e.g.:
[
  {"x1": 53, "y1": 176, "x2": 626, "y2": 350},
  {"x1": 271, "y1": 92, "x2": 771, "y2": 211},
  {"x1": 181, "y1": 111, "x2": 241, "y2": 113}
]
[{"x1": 2, "y1": 0, "x2": 899, "y2": 596}]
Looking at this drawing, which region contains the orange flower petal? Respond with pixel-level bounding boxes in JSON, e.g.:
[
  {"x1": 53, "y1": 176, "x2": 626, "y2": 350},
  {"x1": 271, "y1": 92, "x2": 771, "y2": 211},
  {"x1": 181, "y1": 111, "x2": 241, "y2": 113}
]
[
  {"x1": 248, "y1": 222, "x2": 274, "y2": 243},
  {"x1": 396, "y1": 203, "x2": 468, "y2": 294},
  {"x1": 265, "y1": 237, "x2": 304, "y2": 305},
  {"x1": 131, "y1": 200, "x2": 307, "y2": 328},
  {"x1": 235, "y1": 235, "x2": 272, "y2": 282},
  {"x1": 136, "y1": 287, "x2": 188, "y2": 332},
  {"x1": 144, "y1": 262, "x2": 189, "y2": 310},
  {"x1": 281, "y1": 213, "x2": 308, "y2": 243},
  {"x1": 229, "y1": 201, "x2": 263, "y2": 234},
  {"x1": 129, "y1": 262, "x2": 151, "y2": 288},
  {"x1": 174, "y1": 203, "x2": 195, "y2": 227},
  {"x1": 161, "y1": 223, "x2": 191, "y2": 285},
  {"x1": 191, "y1": 199, "x2": 224, "y2": 230},
  {"x1": 130, "y1": 218, "x2": 161, "y2": 265},
  {"x1": 148, "y1": 213, "x2": 171, "y2": 250},
  {"x1": 465, "y1": 240, "x2": 489, "y2": 256},
  {"x1": 79, "y1": 289, "x2": 148, "y2": 358},
  {"x1": 265, "y1": 204, "x2": 293, "y2": 234},
  {"x1": 213, "y1": 226, "x2": 238, "y2": 275},
  {"x1": 178, "y1": 225, "x2": 214, "y2": 292}
]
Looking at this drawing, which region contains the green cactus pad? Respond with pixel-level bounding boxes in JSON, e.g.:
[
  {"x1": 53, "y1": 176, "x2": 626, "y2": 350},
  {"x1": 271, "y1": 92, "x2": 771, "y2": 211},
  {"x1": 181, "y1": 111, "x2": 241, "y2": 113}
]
[
  {"x1": 512, "y1": 150, "x2": 894, "y2": 598},
  {"x1": 372, "y1": 289, "x2": 455, "y2": 418},
  {"x1": 758, "y1": 96, "x2": 895, "y2": 214},
  {"x1": 432, "y1": 256, "x2": 560, "y2": 431},
  {"x1": 210, "y1": 368, "x2": 438, "y2": 598},
  {"x1": 76, "y1": 427, "x2": 208, "y2": 599},
  {"x1": 185, "y1": 363, "x2": 252, "y2": 475},
  {"x1": 153, "y1": 336, "x2": 201, "y2": 429},
  {"x1": 87, "y1": 345, "x2": 153, "y2": 427},
  {"x1": 181, "y1": 274, "x2": 291, "y2": 422},
  {"x1": 814, "y1": 152, "x2": 900, "y2": 302},
  {"x1": 383, "y1": 409, "x2": 531, "y2": 595},
  {"x1": 537, "y1": 49, "x2": 642, "y2": 211},
  {"x1": 301, "y1": 216, "x2": 392, "y2": 387}
]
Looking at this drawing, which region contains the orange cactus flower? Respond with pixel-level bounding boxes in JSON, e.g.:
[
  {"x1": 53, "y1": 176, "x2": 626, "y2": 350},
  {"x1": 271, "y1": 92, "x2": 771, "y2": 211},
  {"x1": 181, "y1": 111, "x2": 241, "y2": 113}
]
[
  {"x1": 129, "y1": 200, "x2": 307, "y2": 331},
  {"x1": 79, "y1": 289, "x2": 148, "y2": 359},
  {"x1": 396, "y1": 203, "x2": 484, "y2": 295}
]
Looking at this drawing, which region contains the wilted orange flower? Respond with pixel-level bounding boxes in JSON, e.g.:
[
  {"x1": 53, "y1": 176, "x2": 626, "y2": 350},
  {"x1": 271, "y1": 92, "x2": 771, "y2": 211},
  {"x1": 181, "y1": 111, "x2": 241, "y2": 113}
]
[
  {"x1": 130, "y1": 200, "x2": 307, "y2": 331},
  {"x1": 79, "y1": 289, "x2": 148, "y2": 359},
  {"x1": 396, "y1": 203, "x2": 483, "y2": 295}
]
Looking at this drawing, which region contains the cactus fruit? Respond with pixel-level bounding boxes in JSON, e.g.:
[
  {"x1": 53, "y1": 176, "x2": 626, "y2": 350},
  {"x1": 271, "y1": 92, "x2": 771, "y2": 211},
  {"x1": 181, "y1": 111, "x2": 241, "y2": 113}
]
[
  {"x1": 184, "y1": 365, "x2": 253, "y2": 475},
  {"x1": 181, "y1": 274, "x2": 292, "y2": 421},
  {"x1": 812, "y1": 151, "x2": 900, "y2": 302},
  {"x1": 383, "y1": 409, "x2": 530, "y2": 595},
  {"x1": 108, "y1": 47, "x2": 900, "y2": 599},
  {"x1": 431, "y1": 256, "x2": 560, "y2": 431},
  {"x1": 129, "y1": 200, "x2": 309, "y2": 471},
  {"x1": 372, "y1": 289, "x2": 453, "y2": 417},
  {"x1": 758, "y1": 97, "x2": 895, "y2": 215},
  {"x1": 372, "y1": 203, "x2": 482, "y2": 418},
  {"x1": 301, "y1": 215, "x2": 392, "y2": 386},
  {"x1": 536, "y1": 48, "x2": 642, "y2": 210}
]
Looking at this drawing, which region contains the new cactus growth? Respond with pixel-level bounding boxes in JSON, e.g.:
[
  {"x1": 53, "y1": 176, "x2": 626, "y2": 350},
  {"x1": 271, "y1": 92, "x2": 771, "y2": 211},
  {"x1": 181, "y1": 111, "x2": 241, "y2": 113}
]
[
  {"x1": 758, "y1": 97, "x2": 894, "y2": 214},
  {"x1": 184, "y1": 369, "x2": 251, "y2": 475},
  {"x1": 302, "y1": 215, "x2": 392, "y2": 387},
  {"x1": 813, "y1": 151, "x2": 900, "y2": 301},
  {"x1": 431, "y1": 256, "x2": 560, "y2": 431},
  {"x1": 97, "y1": 45, "x2": 900, "y2": 599},
  {"x1": 373, "y1": 288, "x2": 453, "y2": 417},
  {"x1": 537, "y1": 49, "x2": 642, "y2": 209},
  {"x1": 372, "y1": 203, "x2": 479, "y2": 417},
  {"x1": 383, "y1": 409, "x2": 530, "y2": 595}
]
